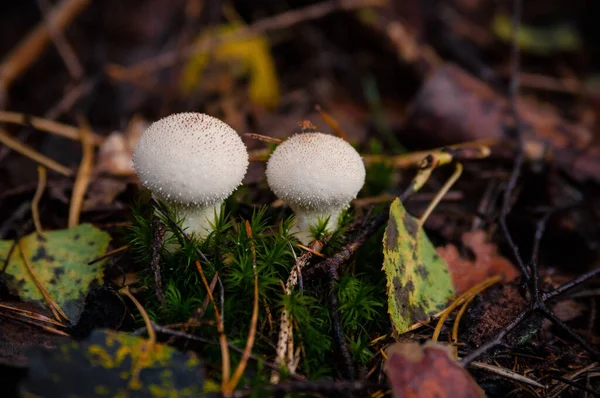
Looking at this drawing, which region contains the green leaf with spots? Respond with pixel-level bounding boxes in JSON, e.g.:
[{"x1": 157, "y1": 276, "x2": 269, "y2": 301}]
[
  {"x1": 23, "y1": 329, "x2": 214, "y2": 398},
  {"x1": 382, "y1": 198, "x2": 455, "y2": 333},
  {"x1": 0, "y1": 224, "x2": 111, "y2": 323}
]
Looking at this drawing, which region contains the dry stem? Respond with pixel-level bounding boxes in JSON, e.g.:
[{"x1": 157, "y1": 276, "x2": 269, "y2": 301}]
[
  {"x1": 31, "y1": 166, "x2": 47, "y2": 236},
  {"x1": 68, "y1": 116, "x2": 94, "y2": 227},
  {"x1": 0, "y1": 0, "x2": 91, "y2": 95},
  {"x1": 0, "y1": 127, "x2": 72, "y2": 176}
]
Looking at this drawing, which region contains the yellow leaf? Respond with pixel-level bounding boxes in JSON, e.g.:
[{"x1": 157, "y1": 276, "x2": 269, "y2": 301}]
[{"x1": 181, "y1": 24, "x2": 280, "y2": 109}]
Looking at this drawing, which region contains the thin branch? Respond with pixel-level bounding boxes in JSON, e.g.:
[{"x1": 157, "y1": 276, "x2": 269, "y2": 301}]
[
  {"x1": 0, "y1": 0, "x2": 91, "y2": 95},
  {"x1": 498, "y1": 0, "x2": 528, "y2": 280},
  {"x1": 67, "y1": 115, "x2": 94, "y2": 227},
  {"x1": 106, "y1": 0, "x2": 385, "y2": 82},
  {"x1": 31, "y1": 166, "x2": 47, "y2": 236},
  {"x1": 0, "y1": 127, "x2": 73, "y2": 176},
  {"x1": 36, "y1": 0, "x2": 84, "y2": 80}
]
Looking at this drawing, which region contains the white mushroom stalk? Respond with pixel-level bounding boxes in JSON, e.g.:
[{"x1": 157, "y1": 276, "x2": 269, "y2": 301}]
[
  {"x1": 132, "y1": 112, "x2": 249, "y2": 239},
  {"x1": 266, "y1": 132, "x2": 366, "y2": 244}
]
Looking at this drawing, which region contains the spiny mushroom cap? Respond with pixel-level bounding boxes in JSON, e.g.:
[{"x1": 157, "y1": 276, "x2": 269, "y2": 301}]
[
  {"x1": 132, "y1": 112, "x2": 249, "y2": 206},
  {"x1": 266, "y1": 132, "x2": 365, "y2": 209}
]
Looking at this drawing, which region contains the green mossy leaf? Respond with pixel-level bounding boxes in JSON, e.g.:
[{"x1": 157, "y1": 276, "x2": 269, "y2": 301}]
[
  {"x1": 0, "y1": 224, "x2": 111, "y2": 323},
  {"x1": 23, "y1": 329, "x2": 212, "y2": 398},
  {"x1": 382, "y1": 198, "x2": 455, "y2": 332}
]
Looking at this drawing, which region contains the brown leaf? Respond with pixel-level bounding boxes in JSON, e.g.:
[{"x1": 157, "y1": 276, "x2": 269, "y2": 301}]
[
  {"x1": 437, "y1": 229, "x2": 519, "y2": 295},
  {"x1": 385, "y1": 341, "x2": 485, "y2": 398},
  {"x1": 406, "y1": 65, "x2": 600, "y2": 182}
]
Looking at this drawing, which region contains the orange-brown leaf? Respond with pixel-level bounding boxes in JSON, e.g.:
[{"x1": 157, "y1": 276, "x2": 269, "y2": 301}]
[
  {"x1": 437, "y1": 230, "x2": 518, "y2": 295},
  {"x1": 385, "y1": 341, "x2": 485, "y2": 398}
]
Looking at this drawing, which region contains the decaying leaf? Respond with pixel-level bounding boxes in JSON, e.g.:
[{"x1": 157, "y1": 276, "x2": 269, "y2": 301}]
[
  {"x1": 385, "y1": 341, "x2": 485, "y2": 398},
  {"x1": 405, "y1": 65, "x2": 600, "y2": 182},
  {"x1": 437, "y1": 230, "x2": 518, "y2": 295},
  {"x1": 0, "y1": 224, "x2": 111, "y2": 323},
  {"x1": 181, "y1": 23, "x2": 280, "y2": 109},
  {"x1": 22, "y1": 329, "x2": 212, "y2": 398},
  {"x1": 382, "y1": 198, "x2": 455, "y2": 333}
]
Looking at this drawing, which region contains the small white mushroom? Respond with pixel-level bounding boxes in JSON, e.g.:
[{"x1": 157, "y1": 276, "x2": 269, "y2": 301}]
[
  {"x1": 132, "y1": 112, "x2": 249, "y2": 238},
  {"x1": 266, "y1": 132, "x2": 366, "y2": 243}
]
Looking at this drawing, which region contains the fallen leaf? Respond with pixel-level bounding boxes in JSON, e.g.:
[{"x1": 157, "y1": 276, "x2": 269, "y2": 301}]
[
  {"x1": 385, "y1": 341, "x2": 485, "y2": 398},
  {"x1": 0, "y1": 224, "x2": 111, "y2": 323},
  {"x1": 437, "y1": 230, "x2": 519, "y2": 295},
  {"x1": 22, "y1": 329, "x2": 213, "y2": 398},
  {"x1": 383, "y1": 198, "x2": 455, "y2": 333},
  {"x1": 405, "y1": 65, "x2": 600, "y2": 182},
  {"x1": 181, "y1": 23, "x2": 280, "y2": 110}
]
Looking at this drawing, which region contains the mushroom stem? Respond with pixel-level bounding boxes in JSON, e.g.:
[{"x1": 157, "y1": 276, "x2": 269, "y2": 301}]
[
  {"x1": 171, "y1": 201, "x2": 222, "y2": 239},
  {"x1": 291, "y1": 206, "x2": 343, "y2": 244}
]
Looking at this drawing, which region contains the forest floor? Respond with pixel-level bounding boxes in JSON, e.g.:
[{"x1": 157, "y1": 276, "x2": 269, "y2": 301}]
[{"x1": 1, "y1": 0, "x2": 600, "y2": 397}]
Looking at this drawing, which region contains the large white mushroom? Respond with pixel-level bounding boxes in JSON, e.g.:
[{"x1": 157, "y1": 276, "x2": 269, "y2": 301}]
[
  {"x1": 266, "y1": 132, "x2": 366, "y2": 243},
  {"x1": 132, "y1": 112, "x2": 249, "y2": 238}
]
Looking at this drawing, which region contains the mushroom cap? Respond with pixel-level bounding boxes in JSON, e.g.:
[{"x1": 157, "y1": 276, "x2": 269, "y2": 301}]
[
  {"x1": 266, "y1": 132, "x2": 365, "y2": 209},
  {"x1": 132, "y1": 112, "x2": 248, "y2": 206}
]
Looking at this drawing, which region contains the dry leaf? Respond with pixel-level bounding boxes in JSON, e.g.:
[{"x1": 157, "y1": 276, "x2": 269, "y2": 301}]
[
  {"x1": 405, "y1": 65, "x2": 600, "y2": 182},
  {"x1": 385, "y1": 341, "x2": 485, "y2": 398},
  {"x1": 437, "y1": 229, "x2": 518, "y2": 295}
]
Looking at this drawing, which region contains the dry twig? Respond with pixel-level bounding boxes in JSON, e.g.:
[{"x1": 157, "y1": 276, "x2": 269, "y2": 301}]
[
  {"x1": 0, "y1": 0, "x2": 91, "y2": 97},
  {"x1": 0, "y1": 127, "x2": 73, "y2": 176},
  {"x1": 106, "y1": 0, "x2": 385, "y2": 82},
  {"x1": 195, "y1": 260, "x2": 231, "y2": 391},
  {"x1": 67, "y1": 116, "x2": 94, "y2": 227},
  {"x1": 224, "y1": 221, "x2": 260, "y2": 395},
  {"x1": 0, "y1": 110, "x2": 103, "y2": 144},
  {"x1": 31, "y1": 166, "x2": 47, "y2": 236},
  {"x1": 19, "y1": 240, "x2": 70, "y2": 323}
]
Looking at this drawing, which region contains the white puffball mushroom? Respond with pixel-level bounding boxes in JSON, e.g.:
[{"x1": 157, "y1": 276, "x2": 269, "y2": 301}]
[
  {"x1": 132, "y1": 112, "x2": 249, "y2": 238},
  {"x1": 266, "y1": 132, "x2": 366, "y2": 244}
]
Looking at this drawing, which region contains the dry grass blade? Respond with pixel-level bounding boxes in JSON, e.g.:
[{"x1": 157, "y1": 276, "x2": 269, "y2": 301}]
[
  {"x1": 0, "y1": 310, "x2": 70, "y2": 336},
  {"x1": 245, "y1": 133, "x2": 283, "y2": 144},
  {"x1": 0, "y1": 110, "x2": 103, "y2": 144},
  {"x1": 18, "y1": 240, "x2": 70, "y2": 323},
  {"x1": 0, "y1": 302, "x2": 66, "y2": 327},
  {"x1": 37, "y1": 0, "x2": 84, "y2": 80},
  {"x1": 362, "y1": 139, "x2": 498, "y2": 169},
  {"x1": 68, "y1": 116, "x2": 94, "y2": 228},
  {"x1": 31, "y1": 165, "x2": 47, "y2": 236},
  {"x1": 0, "y1": 0, "x2": 91, "y2": 94},
  {"x1": 0, "y1": 127, "x2": 73, "y2": 176},
  {"x1": 418, "y1": 163, "x2": 463, "y2": 226},
  {"x1": 547, "y1": 362, "x2": 598, "y2": 398},
  {"x1": 451, "y1": 291, "x2": 479, "y2": 359},
  {"x1": 120, "y1": 286, "x2": 155, "y2": 343},
  {"x1": 469, "y1": 361, "x2": 545, "y2": 389},
  {"x1": 224, "y1": 221, "x2": 260, "y2": 394},
  {"x1": 87, "y1": 245, "x2": 130, "y2": 265},
  {"x1": 432, "y1": 275, "x2": 503, "y2": 342},
  {"x1": 118, "y1": 286, "x2": 157, "y2": 389},
  {"x1": 315, "y1": 104, "x2": 348, "y2": 140},
  {"x1": 296, "y1": 243, "x2": 326, "y2": 257},
  {"x1": 195, "y1": 260, "x2": 231, "y2": 391}
]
